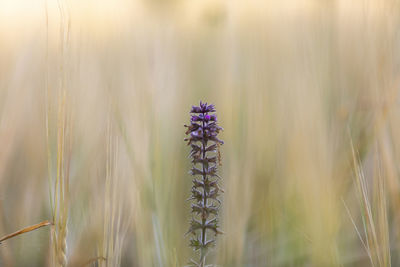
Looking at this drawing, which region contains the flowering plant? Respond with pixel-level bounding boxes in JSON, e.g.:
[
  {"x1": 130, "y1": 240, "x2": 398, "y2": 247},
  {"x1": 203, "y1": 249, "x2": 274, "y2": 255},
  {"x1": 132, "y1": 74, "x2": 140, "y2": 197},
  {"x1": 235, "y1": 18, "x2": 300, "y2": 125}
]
[{"x1": 184, "y1": 101, "x2": 224, "y2": 267}]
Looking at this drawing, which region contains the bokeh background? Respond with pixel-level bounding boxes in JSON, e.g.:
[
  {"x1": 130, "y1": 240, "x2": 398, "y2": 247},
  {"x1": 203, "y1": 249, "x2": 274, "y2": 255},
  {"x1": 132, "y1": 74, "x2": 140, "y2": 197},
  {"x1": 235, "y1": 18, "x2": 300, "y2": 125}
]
[{"x1": 0, "y1": 0, "x2": 400, "y2": 266}]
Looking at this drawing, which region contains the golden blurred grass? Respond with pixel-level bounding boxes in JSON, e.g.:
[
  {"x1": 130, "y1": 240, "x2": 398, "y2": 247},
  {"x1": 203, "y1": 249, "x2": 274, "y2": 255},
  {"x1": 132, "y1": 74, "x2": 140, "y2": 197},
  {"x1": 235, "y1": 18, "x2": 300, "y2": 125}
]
[{"x1": 0, "y1": 0, "x2": 400, "y2": 266}]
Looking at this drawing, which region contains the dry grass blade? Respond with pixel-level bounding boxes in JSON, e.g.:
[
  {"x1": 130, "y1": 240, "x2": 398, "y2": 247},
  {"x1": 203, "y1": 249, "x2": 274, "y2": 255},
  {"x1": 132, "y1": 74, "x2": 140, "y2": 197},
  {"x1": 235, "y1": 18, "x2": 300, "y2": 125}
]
[
  {"x1": 0, "y1": 220, "x2": 52, "y2": 244},
  {"x1": 78, "y1": 256, "x2": 107, "y2": 267}
]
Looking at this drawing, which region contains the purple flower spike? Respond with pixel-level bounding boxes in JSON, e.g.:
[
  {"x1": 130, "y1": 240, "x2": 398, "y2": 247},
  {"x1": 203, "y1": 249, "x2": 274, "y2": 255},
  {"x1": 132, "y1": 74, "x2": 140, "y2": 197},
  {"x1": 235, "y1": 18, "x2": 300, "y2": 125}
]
[{"x1": 184, "y1": 101, "x2": 223, "y2": 267}]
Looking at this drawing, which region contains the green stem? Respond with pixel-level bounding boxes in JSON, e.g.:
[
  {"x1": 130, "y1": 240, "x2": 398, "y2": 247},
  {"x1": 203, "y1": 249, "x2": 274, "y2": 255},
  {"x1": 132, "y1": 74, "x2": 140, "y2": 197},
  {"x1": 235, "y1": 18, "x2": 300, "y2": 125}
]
[{"x1": 200, "y1": 112, "x2": 207, "y2": 267}]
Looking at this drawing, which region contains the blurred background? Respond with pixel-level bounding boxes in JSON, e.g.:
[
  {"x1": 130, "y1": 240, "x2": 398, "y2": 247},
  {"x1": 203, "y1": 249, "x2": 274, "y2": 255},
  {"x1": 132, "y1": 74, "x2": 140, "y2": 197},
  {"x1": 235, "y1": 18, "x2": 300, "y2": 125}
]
[{"x1": 0, "y1": 0, "x2": 400, "y2": 266}]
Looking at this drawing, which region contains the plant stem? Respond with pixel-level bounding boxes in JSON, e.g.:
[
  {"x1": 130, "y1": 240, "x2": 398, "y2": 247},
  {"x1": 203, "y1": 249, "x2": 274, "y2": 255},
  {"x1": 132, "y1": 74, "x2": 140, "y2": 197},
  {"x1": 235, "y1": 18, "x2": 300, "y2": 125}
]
[{"x1": 200, "y1": 112, "x2": 207, "y2": 267}]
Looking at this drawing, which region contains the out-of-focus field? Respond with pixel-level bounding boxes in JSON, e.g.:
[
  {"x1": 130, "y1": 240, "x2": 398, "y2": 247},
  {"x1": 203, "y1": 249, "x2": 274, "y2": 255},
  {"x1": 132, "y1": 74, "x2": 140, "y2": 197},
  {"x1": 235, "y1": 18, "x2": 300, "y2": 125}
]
[{"x1": 0, "y1": 0, "x2": 400, "y2": 266}]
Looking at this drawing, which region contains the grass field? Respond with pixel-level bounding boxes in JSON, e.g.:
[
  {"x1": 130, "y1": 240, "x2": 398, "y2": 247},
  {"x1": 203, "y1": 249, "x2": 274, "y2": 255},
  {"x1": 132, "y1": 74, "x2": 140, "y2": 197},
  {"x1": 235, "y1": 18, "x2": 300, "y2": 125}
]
[{"x1": 0, "y1": 0, "x2": 399, "y2": 266}]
